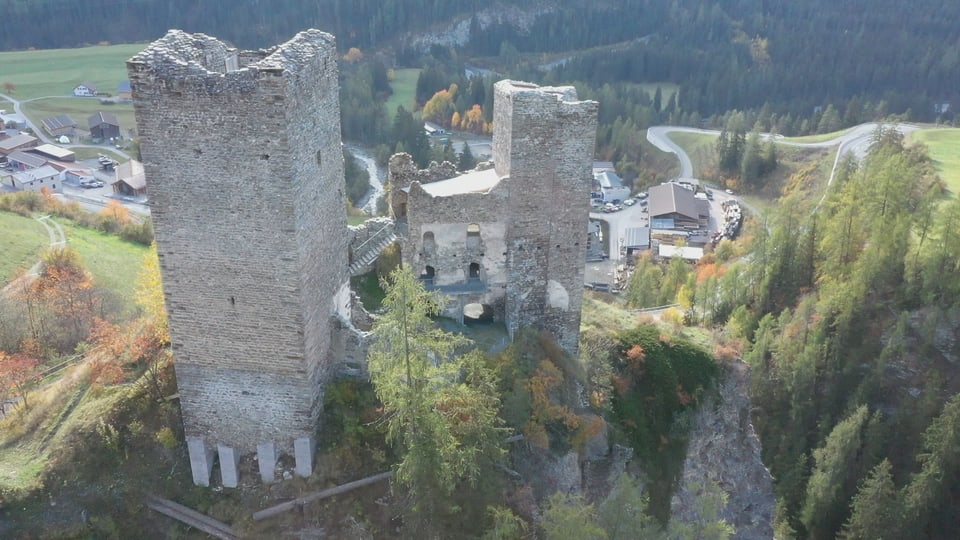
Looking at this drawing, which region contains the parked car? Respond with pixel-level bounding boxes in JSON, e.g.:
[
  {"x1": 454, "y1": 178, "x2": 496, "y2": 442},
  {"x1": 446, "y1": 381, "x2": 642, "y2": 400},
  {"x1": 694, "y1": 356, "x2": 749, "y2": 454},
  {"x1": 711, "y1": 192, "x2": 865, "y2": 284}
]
[{"x1": 623, "y1": 198, "x2": 636, "y2": 206}]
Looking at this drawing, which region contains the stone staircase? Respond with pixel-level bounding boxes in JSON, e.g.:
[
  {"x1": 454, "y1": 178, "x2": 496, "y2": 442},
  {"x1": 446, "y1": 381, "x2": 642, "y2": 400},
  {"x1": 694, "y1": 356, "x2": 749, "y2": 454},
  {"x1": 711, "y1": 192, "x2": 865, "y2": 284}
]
[{"x1": 348, "y1": 221, "x2": 398, "y2": 276}]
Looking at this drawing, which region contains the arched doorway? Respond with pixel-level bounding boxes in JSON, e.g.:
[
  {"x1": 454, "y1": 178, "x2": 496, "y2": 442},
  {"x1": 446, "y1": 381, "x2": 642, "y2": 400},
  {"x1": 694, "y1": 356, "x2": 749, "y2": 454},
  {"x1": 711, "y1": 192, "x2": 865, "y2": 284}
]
[{"x1": 463, "y1": 303, "x2": 494, "y2": 324}]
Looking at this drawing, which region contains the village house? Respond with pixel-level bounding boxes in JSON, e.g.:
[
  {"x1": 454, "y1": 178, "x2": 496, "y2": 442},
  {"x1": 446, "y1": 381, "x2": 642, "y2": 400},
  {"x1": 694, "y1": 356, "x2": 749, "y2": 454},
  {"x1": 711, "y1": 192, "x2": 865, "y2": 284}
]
[
  {"x1": 0, "y1": 111, "x2": 27, "y2": 129},
  {"x1": 593, "y1": 169, "x2": 631, "y2": 203},
  {"x1": 6, "y1": 165, "x2": 62, "y2": 193},
  {"x1": 73, "y1": 82, "x2": 98, "y2": 97},
  {"x1": 648, "y1": 182, "x2": 707, "y2": 230},
  {"x1": 88, "y1": 111, "x2": 120, "y2": 140}
]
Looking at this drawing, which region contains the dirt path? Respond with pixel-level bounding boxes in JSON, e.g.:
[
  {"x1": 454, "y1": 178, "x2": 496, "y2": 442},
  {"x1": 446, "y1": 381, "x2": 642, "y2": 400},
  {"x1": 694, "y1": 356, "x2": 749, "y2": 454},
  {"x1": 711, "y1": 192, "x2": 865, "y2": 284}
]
[{"x1": 1, "y1": 214, "x2": 67, "y2": 294}]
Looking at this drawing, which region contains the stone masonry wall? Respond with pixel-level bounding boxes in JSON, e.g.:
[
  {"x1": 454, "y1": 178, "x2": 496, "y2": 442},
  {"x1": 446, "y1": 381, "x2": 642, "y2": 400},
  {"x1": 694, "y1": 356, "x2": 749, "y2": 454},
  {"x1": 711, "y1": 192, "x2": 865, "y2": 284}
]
[
  {"x1": 394, "y1": 81, "x2": 597, "y2": 355},
  {"x1": 497, "y1": 81, "x2": 598, "y2": 354},
  {"x1": 128, "y1": 29, "x2": 348, "y2": 454}
]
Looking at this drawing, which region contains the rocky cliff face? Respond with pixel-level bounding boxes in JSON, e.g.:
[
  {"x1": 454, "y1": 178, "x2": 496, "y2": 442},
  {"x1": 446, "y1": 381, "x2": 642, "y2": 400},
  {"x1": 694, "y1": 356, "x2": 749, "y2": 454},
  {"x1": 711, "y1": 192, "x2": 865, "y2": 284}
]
[{"x1": 671, "y1": 362, "x2": 775, "y2": 539}]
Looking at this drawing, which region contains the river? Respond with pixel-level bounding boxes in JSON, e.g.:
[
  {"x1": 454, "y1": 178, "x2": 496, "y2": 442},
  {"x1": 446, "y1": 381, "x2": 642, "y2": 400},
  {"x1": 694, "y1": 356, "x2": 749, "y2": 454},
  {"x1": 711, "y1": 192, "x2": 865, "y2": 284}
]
[{"x1": 346, "y1": 144, "x2": 386, "y2": 215}]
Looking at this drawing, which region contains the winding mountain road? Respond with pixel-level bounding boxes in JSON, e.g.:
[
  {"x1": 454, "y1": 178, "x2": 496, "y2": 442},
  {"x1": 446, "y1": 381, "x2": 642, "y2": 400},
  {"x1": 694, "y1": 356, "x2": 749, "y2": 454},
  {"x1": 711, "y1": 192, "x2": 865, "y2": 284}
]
[{"x1": 647, "y1": 122, "x2": 922, "y2": 194}]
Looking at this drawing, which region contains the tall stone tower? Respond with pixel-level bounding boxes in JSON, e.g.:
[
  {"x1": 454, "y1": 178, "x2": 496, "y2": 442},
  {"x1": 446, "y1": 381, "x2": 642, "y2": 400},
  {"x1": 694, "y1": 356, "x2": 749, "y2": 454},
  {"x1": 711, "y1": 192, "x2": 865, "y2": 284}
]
[
  {"x1": 127, "y1": 30, "x2": 350, "y2": 486},
  {"x1": 494, "y1": 81, "x2": 598, "y2": 354}
]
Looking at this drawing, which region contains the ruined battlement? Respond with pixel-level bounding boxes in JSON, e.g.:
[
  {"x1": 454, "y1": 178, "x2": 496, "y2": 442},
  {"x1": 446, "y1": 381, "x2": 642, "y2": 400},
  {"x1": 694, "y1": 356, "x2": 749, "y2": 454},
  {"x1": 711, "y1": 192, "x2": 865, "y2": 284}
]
[{"x1": 127, "y1": 29, "x2": 338, "y2": 89}]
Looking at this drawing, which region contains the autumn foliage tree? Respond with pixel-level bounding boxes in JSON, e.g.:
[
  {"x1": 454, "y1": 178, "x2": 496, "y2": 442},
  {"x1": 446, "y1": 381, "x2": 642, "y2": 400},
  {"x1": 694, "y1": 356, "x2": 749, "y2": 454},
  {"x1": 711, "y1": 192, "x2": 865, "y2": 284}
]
[{"x1": 0, "y1": 350, "x2": 40, "y2": 411}]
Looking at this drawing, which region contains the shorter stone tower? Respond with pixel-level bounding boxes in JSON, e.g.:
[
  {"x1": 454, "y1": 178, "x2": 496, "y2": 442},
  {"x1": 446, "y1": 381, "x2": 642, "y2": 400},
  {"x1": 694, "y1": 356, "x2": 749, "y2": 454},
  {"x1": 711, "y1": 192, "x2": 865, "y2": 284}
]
[
  {"x1": 127, "y1": 29, "x2": 350, "y2": 486},
  {"x1": 392, "y1": 81, "x2": 597, "y2": 355}
]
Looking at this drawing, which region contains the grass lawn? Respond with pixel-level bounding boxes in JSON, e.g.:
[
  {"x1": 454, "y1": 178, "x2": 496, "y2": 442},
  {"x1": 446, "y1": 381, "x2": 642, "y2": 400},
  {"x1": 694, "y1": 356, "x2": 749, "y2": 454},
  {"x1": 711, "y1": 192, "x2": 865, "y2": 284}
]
[
  {"x1": 669, "y1": 131, "x2": 717, "y2": 177},
  {"x1": 385, "y1": 68, "x2": 421, "y2": 116},
  {"x1": 21, "y1": 97, "x2": 135, "y2": 141},
  {"x1": 59, "y1": 220, "x2": 150, "y2": 311},
  {"x1": 0, "y1": 211, "x2": 50, "y2": 285},
  {"x1": 71, "y1": 147, "x2": 128, "y2": 162},
  {"x1": 909, "y1": 128, "x2": 960, "y2": 195},
  {"x1": 0, "y1": 44, "x2": 144, "y2": 101},
  {"x1": 784, "y1": 128, "x2": 853, "y2": 143}
]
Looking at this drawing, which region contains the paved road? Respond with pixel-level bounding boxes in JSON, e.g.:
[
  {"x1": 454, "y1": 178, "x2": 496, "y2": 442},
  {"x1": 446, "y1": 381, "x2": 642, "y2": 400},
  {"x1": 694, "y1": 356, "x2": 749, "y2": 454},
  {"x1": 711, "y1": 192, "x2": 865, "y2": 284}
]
[{"x1": 647, "y1": 122, "x2": 921, "y2": 189}]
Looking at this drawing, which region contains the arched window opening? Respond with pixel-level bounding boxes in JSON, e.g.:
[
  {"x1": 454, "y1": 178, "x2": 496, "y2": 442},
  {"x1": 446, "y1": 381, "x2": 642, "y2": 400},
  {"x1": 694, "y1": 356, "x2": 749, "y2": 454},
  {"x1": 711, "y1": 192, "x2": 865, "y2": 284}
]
[
  {"x1": 469, "y1": 262, "x2": 481, "y2": 281},
  {"x1": 423, "y1": 231, "x2": 436, "y2": 255}
]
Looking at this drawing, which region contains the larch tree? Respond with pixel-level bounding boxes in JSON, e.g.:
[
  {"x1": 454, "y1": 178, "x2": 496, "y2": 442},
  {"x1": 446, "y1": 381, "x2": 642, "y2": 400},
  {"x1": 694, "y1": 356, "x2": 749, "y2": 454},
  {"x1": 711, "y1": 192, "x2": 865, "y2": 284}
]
[
  {"x1": 838, "y1": 459, "x2": 901, "y2": 540},
  {"x1": 368, "y1": 267, "x2": 507, "y2": 534}
]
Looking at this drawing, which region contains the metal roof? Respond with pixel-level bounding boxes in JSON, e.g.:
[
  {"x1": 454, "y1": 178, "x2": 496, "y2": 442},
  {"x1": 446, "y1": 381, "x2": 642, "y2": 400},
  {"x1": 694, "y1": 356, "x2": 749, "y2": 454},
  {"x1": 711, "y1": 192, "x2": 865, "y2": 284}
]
[
  {"x1": 648, "y1": 182, "x2": 699, "y2": 220},
  {"x1": 594, "y1": 170, "x2": 623, "y2": 189}
]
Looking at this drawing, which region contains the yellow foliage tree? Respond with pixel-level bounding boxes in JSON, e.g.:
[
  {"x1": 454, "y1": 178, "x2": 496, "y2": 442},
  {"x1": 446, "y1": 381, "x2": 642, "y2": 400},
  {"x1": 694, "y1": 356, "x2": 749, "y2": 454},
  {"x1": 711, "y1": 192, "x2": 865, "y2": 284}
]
[
  {"x1": 135, "y1": 243, "x2": 169, "y2": 345},
  {"x1": 100, "y1": 199, "x2": 131, "y2": 226},
  {"x1": 342, "y1": 47, "x2": 364, "y2": 63}
]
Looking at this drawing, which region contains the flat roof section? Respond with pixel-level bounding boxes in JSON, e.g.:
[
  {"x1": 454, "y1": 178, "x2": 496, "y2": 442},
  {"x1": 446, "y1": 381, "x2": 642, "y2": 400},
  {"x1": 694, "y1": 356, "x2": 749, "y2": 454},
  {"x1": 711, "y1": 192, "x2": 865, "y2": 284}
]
[{"x1": 418, "y1": 168, "x2": 501, "y2": 197}]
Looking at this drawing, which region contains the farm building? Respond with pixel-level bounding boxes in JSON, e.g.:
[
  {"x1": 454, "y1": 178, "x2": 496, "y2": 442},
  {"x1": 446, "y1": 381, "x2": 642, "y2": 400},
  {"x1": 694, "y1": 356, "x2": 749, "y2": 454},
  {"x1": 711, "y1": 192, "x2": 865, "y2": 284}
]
[
  {"x1": 41, "y1": 115, "x2": 78, "y2": 137},
  {"x1": 0, "y1": 133, "x2": 39, "y2": 156},
  {"x1": 29, "y1": 144, "x2": 75, "y2": 162},
  {"x1": 88, "y1": 111, "x2": 120, "y2": 140},
  {"x1": 648, "y1": 182, "x2": 708, "y2": 230},
  {"x1": 0, "y1": 112, "x2": 27, "y2": 129},
  {"x1": 6, "y1": 149, "x2": 48, "y2": 170},
  {"x1": 111, "y1": 159, "x2": 147, "y2": 196}
]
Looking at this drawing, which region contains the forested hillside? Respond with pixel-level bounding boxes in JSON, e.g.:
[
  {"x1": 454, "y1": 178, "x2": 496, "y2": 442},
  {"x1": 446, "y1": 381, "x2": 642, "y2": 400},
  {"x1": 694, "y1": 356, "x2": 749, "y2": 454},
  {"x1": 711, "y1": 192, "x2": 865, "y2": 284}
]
[
  {"x1": 4, "y1": 0, "x2": 959, "y2": 127},
  {"x1": 657, "y1": 129, "x2": 960, "y2": 538}
]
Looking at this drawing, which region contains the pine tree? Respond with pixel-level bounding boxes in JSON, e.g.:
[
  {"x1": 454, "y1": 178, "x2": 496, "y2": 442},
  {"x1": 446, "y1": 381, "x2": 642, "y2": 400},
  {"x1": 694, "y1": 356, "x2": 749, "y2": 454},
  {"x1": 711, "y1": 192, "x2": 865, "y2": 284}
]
[
  {"x1": 838, "y1": 460, "x2": 901, "y2": 540},
  {"x1": 458, "y1": 142, "x2": 477, "y2": 171}
]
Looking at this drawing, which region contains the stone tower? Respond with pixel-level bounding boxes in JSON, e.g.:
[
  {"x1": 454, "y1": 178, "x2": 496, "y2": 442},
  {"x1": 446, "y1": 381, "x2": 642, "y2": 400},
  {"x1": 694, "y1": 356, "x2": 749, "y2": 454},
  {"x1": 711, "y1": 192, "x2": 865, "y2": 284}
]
[
  {"x1": 494, "y1": 81, "x2": 598, "y2": 354},
  {"x1": 127, "y1": 29, "x2": 350, "y2": 485},
  {"x1": 391, "y1": 81, "x2": 597, "y2": 356}
]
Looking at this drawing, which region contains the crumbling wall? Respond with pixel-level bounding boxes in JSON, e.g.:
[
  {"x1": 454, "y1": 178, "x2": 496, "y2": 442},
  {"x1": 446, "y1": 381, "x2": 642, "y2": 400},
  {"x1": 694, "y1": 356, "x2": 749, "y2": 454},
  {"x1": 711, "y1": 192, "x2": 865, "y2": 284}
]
[
  {"x1": 128, "y1": 29, "x2": 348, "y2": 454},
  {"x1": 393, "y1": 81, "x2": 597, "y2": 355}
]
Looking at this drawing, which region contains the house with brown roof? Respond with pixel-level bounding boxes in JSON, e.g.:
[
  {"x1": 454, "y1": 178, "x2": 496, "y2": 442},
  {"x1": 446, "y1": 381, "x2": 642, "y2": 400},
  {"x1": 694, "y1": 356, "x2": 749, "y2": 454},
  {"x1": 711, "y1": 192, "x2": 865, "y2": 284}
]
[
  {"x1": 111, "y1": 159, "x2": 147, "y2": 197},
  {"x1": 88, "y1": 111, "x2": 120, "y2": 140},
  {"x1": 648, "y1": 182, "x2": 706, "y2": 230}
]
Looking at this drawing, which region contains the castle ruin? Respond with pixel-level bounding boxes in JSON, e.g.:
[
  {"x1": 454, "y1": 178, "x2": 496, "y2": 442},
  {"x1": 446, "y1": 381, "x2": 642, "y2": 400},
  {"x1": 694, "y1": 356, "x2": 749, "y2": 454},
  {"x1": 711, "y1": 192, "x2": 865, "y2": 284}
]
[
  {"x1": 390, "y1": 81, "x2": 598, "y2": 354},
  {"x1": 128, "y1": 31, "x2": 598, "y2": 487}
]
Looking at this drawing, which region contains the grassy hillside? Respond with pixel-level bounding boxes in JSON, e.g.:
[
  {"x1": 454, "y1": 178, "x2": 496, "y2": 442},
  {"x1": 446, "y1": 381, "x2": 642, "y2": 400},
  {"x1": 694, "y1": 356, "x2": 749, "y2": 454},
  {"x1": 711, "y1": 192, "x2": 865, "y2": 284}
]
[
  {"x1": 909, "y1": 128, "x2": 960, "y2": 196},
  {"x1": 59, "y1": 221, "x2": 150, "y2": 310},
  {"x1": 0, "y1": 44, "x2": 143, "y2": 100},
  {"x1": 0, "y1": 212, "x2": 49, "y2": 285}
]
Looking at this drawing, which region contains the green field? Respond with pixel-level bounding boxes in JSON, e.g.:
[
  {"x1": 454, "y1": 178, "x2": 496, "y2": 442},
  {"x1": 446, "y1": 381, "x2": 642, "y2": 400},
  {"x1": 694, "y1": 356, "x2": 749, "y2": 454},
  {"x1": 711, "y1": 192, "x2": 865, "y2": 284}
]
[
  {"x1": 385, "y1": 68, "x2": 421, "y2": 116},
  {"x1": 21, "y1": 97, "x2": 135, "y2": 141},
  {"x1": 909, "y1": 128, "x2": 960, "y2": 195},
  {"x1": 59, "y1": 221, "x2": 150, "y2": 310},
  {"x1": 0, "y1": 212, "x2": 50, "y2": 285},
  {"x1": 0, "y1": 44, "x2": 143, "y2": 101},
  {"x1": 784, "y1": 128, "x2": 853, "y2": 143},
  {"x1": 668, "y1": 131, "x2": 717, "y2": 177}
]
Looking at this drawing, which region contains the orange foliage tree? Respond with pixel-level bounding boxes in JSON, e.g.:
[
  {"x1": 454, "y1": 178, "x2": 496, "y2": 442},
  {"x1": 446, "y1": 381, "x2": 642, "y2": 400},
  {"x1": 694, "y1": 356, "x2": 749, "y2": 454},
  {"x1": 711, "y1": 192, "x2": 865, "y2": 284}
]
[{"x1": 0, "y1": 350, "x2": 40, "y2": 411}]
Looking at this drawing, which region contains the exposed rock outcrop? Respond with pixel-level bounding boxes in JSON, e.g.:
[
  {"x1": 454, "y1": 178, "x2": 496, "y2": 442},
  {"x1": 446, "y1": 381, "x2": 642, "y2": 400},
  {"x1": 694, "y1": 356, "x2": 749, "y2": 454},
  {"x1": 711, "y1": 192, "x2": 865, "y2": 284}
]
[{"x1": 671, "y1": 362, "x2": 775, "y2": 540}]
